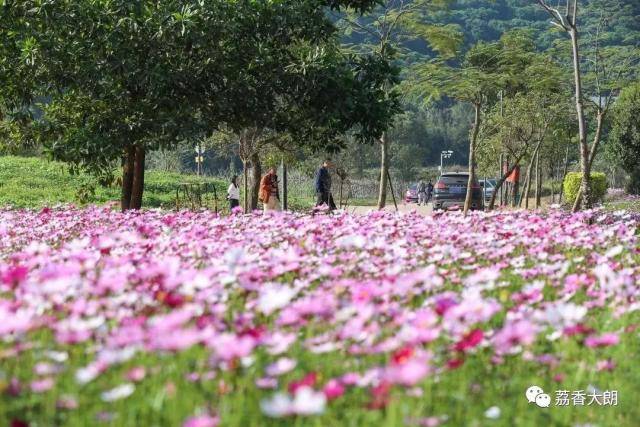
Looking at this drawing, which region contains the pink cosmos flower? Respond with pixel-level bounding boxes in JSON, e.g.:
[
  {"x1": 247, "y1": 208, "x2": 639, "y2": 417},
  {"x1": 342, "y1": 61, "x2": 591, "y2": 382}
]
[
  {"x1": 386, "y1": 347, "x2": 431, "y2": 386},
  {"x1": 1, "y1": 265, "x2": 28, "y2": 287},
  {"x1": 7, "y1": 377, "x2": 21, "y2": 397},
  {"x1": 323, "y1": 379, "x2": 345, "y2": 400},
  {"x1": 596, "y1": 359, "x2": 616, "y2": 372},
  {"x1": 288, "y1": 372, "x2": 317, "y2": 394},
  {"x1": 492, "y1": 320, "x2": 537, "y2": 354},
  {"x1": 256, "y1": 377, "x2": 278, "y2": 389},
  {"x1": 453, "y1": 329, "x2": 484, "y2": 352},
  {"x1": 126, "y1": 366, "x2": 147, "y2": 382},
  {"x1": 183, "y1": 415, "x2": 219, "y2": 427},
  {"x1": 584, "y1": 333, "x2": 620, "y2": 348},
  {"x1": 207, "y1": 333, "x2": 256, "y2": 362},
  {"x1": 56, "y1": 395, "x2": 79, "y2": 410},
  {"x1": 30, "y1": 377, "x2": 54, "y2": 393}
]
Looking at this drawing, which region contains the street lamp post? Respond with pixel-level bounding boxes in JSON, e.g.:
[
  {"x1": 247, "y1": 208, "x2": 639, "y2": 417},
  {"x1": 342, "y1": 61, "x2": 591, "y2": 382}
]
[
  {"x1": 440, "y1": 150, "x2": 453, "y2": 174},
  {"x1": 195, "y1": 145, "x2": 205, "y2": 176}
]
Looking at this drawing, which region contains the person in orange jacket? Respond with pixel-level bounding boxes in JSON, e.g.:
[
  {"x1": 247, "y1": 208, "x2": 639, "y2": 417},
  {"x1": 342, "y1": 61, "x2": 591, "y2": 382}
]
[{"x1": 259, "y1": 167, "x2": 281, "y2": 212}]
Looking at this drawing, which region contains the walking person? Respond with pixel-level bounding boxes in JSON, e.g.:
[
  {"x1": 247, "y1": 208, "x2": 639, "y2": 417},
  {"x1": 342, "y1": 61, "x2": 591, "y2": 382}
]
[
  {"x1": 315, "y1": 159, "x2": 336, "y2": 211},
  {"x1": 259, "y1": 167, "x2": 281, "y2": 212},
  {"x1": 417, "y1": 180, "x2": 427, "y2": 206},
  {"x1": 227, "y1": 175, "x2": 240, "y2": 211},
  {"x1": 427, "y1": 180, "x2": 434, "y2": 203}
]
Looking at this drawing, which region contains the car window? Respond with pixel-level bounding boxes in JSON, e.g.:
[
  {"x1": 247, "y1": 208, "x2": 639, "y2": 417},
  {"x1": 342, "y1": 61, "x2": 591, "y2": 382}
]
[{"x1": 439, "y1": 175, "x2": 469, "y2": 185}]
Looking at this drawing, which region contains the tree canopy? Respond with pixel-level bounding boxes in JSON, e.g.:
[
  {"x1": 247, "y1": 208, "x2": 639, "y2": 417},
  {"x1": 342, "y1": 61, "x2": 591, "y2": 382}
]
[{"x1": 1, "y1": 0, "x2": 399, "y2": 209}]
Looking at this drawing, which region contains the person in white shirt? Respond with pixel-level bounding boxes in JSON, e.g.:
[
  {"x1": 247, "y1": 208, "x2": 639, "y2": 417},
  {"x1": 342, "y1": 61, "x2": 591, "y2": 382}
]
[{"x1": 227, "y1": 175, "x2": 240, "y2": 211}]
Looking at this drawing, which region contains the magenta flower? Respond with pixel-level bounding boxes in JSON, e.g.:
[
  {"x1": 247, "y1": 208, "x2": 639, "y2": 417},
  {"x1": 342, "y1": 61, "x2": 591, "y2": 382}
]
[
  {"x1": 323, "y1": 379, "x2": 345, "y2": 400},
  {"x1": 584, "y1": 333, "x2": 620, "y2": 348},
  {"x1": 453, "y1": 329, "x2": 484, "y2": 352}
]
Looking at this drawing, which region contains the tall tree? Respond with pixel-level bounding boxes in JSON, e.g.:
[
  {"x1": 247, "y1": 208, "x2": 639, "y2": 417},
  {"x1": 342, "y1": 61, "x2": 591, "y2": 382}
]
[
  {"x1": 337, "y1": 0, "x2": 461, "y2": 209},
  {"x1": 535, "y1": 0, "x2": 639, "y2": 211},
  {"x1": 2, "y1": 0, "x2": 398, "y2": 211}
]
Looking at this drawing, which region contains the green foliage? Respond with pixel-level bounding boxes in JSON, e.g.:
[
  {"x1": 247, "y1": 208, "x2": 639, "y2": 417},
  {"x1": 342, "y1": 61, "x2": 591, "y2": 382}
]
[
  {"x1": 0, "y1": 156, "x2": 224, "y2": 209},
  {"x1": 563, "y1": 172, "x2": 608, "y2": 206},
  {"x1": 625, "y1": 167, "x2": 640, "y2": 195},
  {"x1": 1, "y1": 0, "x2": 399, "y2": 207},
  {"x1": 611, "y1": 83, "x2": 640, "y2": 182}
]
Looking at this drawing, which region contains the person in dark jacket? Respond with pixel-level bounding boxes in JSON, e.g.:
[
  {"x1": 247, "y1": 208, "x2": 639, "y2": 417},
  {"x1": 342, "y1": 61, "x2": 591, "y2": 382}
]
[{"x1": 315, "y1": 160, "x2": 336, "y2": 210}]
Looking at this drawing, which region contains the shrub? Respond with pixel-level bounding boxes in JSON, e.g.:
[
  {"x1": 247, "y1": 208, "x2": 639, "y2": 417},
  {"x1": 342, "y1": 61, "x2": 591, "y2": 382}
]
[
  {"x1": 563, "y1": 172, "x2": 608, "y2": 205},
  {"x1": 625, "y1": 167, "x2": 640, "y2": 195}
]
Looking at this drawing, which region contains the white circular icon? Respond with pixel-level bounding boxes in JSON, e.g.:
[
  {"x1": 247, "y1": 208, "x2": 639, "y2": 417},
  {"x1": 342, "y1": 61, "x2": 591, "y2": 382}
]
[
  {"x1": 535, "y1": 393, "x2": 551, "y2": 408},
  {"x1": 525, "y1": 385, "x2": 544, "y2": 403}
]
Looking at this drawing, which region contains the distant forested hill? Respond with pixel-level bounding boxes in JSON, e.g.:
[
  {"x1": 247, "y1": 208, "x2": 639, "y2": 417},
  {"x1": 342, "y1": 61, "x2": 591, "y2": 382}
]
[
  {"x1": 431, "y1": 0, "x2": 640, "y2": 52},
  {"x1": 338, "y1": 0, "x2": 640, "y2": 174},
  {"x1": 350, "y1": 0, "x2": 640, "y2": 62}
]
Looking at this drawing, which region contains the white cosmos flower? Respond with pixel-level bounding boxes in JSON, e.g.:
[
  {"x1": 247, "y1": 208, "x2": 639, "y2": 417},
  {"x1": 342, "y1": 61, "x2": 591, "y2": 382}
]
[
  {"x1": 605, "y1": 245, "x2": 624, "y2": 259},
  {"x1": 44, "y1": 350, "x2": 69, "y2": 363},
  {"x1": 265, "y1": 357, "x2": 297, "y2": 377},
  {"x1": 336, "y1": 234, "x2": 367, "y2": 249},
  {"x1": 540, "y1": 302, "x2": 587, "y2": 328},
  {"x1": 75, "y1": 364, "x2": 102, "y2": 385},
  {"x1": 101, "y1": 383, "x2": 135, "y2": 402},
  {"x1": 291, "y1": 386, "x2": 326, "y2": 415},
  {"x1": 258, "y1": 285, "x2": 296, "y2": 315},
  {"x1": 484, "y1": 406, "x2": 501, "y2": 419},
  {"x1": 260, "y1": 392, "x2": 292, "y2": 418}
]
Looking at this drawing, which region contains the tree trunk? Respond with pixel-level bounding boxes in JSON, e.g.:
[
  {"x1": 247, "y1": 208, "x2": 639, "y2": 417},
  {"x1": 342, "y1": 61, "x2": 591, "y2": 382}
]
[
  {"x1": 248, "y1": 152, "x2": 261, "y2": 211},
  {"x1": 572, "y1": 111, "x2": 605, "y2": 209},
  {"x1": 377, "y1": 132, "x2": 389, "y2": 210},
  {"x1": 121, "y1": 145, "x2": 135, "y2": 211},
  {"x1": 242, "y1": 160, "x2": 249, "y2": 212},
  {"x1": 464, "y1": 103, "x2": 481, "y2": 215},
  {"x1": 558, "y1": 149, "x2": 568, "y2": 204},
  {"x1": 130, "y1": 144, "x2": 146, "y2": 210},
  {"x1": 522, "y1": 137, "x2": 544, "y2": 209},
  {"x1": 488, "y1": 160, "x2": 521, "y2": 210},
  {"x1": 499, "y1": 154, "x2": 504, "y2": 207},
  {"x1": 281, "y1": 159, "x2": 288, "y2": 211},
  {"x1": 522, "y1": 163, "x2": 532, "y2": 209},
  {"x1": 551, "y1": 160, "x2": 557, "y2": 204},
  {"x1": 569, "y1": 26, "x2": 591, "y2": 212},
  {"x1": 535, "y1": 150, "x2": 541, "y2": 209}
]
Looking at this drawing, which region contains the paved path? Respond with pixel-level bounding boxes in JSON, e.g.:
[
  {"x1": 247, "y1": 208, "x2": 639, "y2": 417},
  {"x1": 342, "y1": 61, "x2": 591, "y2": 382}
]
[{"x1": 346, "y1": 202, "x2": 433, "y2": 215}]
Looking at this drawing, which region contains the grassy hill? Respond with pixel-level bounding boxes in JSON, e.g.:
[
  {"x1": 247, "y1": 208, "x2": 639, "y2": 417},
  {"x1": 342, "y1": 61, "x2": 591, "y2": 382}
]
[{"x1": 0, "y1": 156, "x2": 226, "y2": 209}]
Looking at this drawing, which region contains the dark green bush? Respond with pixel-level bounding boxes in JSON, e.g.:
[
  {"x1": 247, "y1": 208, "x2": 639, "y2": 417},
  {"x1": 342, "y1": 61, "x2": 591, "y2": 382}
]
[
  {"x1": 563, "y1": 172, "x2": 608, "y2": 205},
  {"x1": 625, "y1": 167, "x2": 640, "y2": 195}
]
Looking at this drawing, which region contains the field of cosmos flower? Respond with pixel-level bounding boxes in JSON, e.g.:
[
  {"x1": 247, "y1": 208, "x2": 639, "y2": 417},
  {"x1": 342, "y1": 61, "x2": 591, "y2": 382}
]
[{"x1": 1, "y1": 206, "x2": 639, "y2": 427}]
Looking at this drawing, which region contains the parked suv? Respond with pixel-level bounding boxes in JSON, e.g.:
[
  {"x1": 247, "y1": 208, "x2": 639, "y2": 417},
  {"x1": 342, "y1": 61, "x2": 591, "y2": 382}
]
[
  {"x1": 479, "y1": 178, "x2": 497, "y2": 204},
  {"x1": 433, "y1": 172, "x2": 483, "y2": 211}
]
